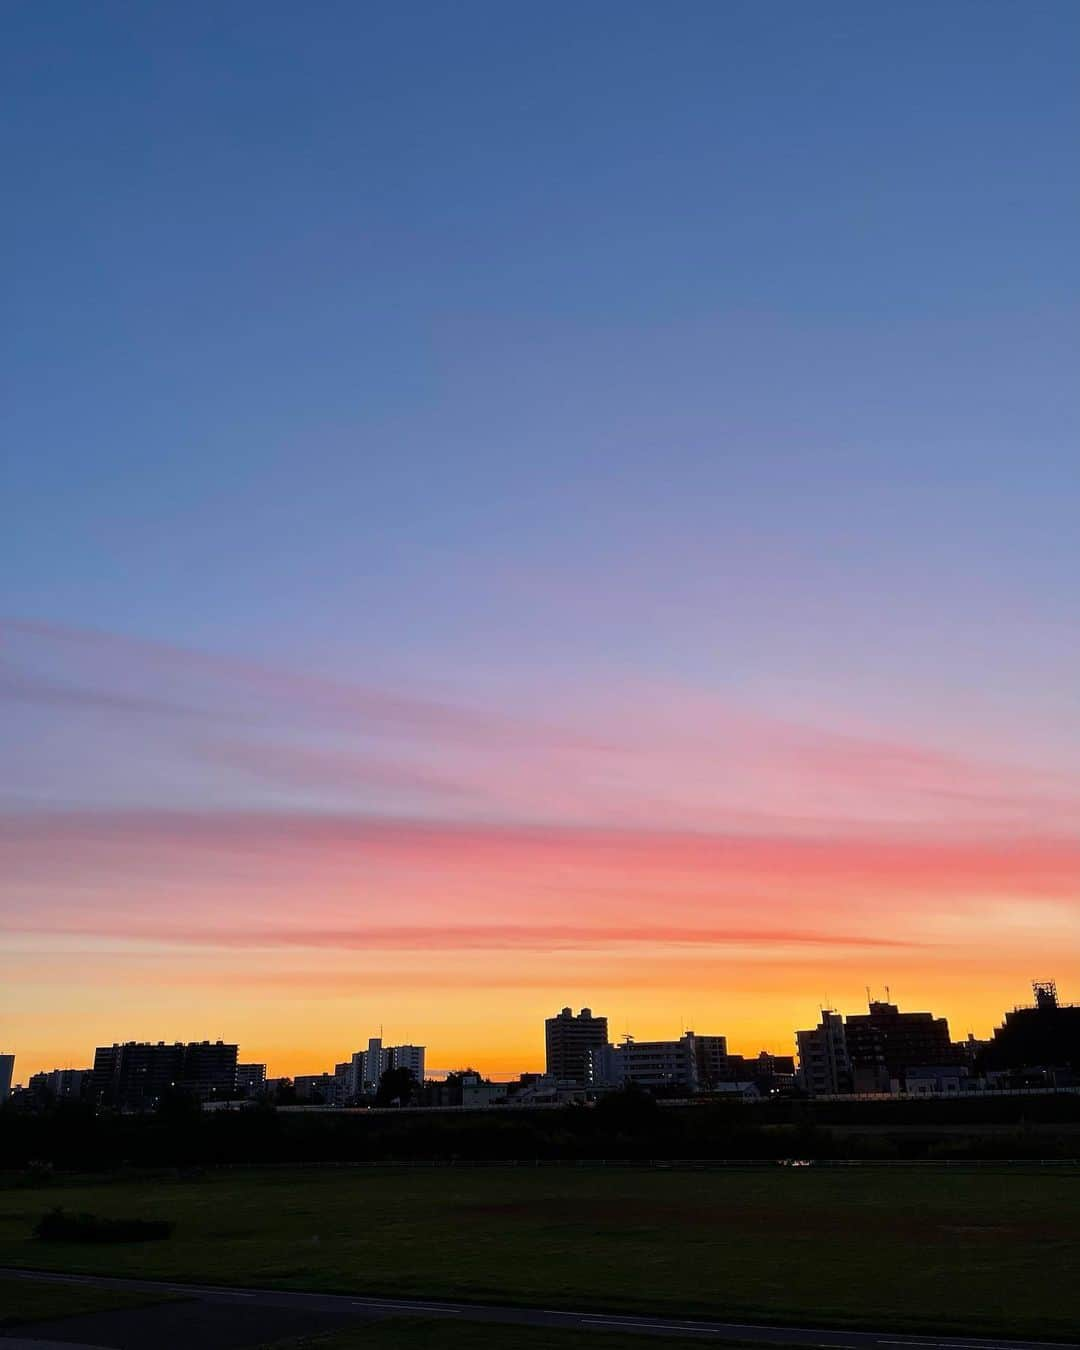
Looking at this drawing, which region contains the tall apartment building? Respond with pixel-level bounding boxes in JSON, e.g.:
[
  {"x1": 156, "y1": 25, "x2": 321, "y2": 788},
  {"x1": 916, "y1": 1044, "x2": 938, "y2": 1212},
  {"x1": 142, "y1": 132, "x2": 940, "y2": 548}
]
[
  {"x1": 981, "y1": 981, "x2": 1080, "y2": 1073},
  {"x1": 91, "y1": 1040, "x2": 238, "y2": 1110},
  {"x1": 0, "y1": 1054, "x2": 13, "y2": 1103},
  {"x1": 692, "y1": 1034, "x2": 730, "y2": 1088},
  {"x1": 385, "y1": 1043, "x2": 425, "y2": 1081},
  {"x1": 183, "y1": 1041, "x2": 240, "y2": 1098},
  {"x1": 844, "y1": 1001, "x2": 958, "y2": 1091},
  {"x1": 545, "y1": 1007, "x2": 608, "y2": 1085},
  {"x1": 796, "y1": 1010, "x2": 852, "y2": 1096},
  {"x1": 343, "y1": 1037, "x2": 426, "y2": 1098}
]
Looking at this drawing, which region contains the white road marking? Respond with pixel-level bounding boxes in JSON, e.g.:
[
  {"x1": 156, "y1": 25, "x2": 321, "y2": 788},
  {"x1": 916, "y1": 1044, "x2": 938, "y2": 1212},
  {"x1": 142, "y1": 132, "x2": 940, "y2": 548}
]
[
  {"x1": 578, "y1": 1319, "x2": 720, "y2": 1334},
  {"x1": 352, "y1": 1299, "x2": 464, "y2": 1314},
  {"x1": 877, "y1": 1343, "x2": 1013, "y2": 1350}
]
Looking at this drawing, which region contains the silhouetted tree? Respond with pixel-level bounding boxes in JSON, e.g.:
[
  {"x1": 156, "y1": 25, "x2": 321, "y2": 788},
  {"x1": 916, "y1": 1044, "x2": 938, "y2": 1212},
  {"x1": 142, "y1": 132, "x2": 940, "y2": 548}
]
[
  {"x1": 272, "y1": 1078, "x2": 297, "y2": 1105},
  {"x1": 155, "y1": 1086, "x2": 202, "y2": 1123},
  {"x1": 376, "y1": 1066, "x2": 418, "y2": 1107}
]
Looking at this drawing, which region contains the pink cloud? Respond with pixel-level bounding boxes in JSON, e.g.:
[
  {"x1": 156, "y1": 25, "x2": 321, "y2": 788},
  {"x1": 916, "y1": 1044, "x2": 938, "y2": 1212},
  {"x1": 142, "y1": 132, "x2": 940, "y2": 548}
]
[
  {"x1": 5, "y1": 615, "x2": 1080, "y2": 995},
  {"x1": 2, "y1": 916, "x2": 919, "y2": 951},
  {"x1": 3, "y1": 808, "x2": 1078, "y2": 955},
  {"x1": 1, "y1": 616, "x2": 607, "y2": 750},
  {"x1": 6, "y1": 614, "x2": 1079, "y2": 838}
]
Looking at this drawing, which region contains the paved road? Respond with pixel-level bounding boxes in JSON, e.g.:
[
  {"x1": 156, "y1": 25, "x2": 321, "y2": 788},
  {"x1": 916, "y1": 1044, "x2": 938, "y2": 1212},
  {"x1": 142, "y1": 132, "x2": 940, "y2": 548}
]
[{"x1": 1, "y1": 1267, "x2": 1076, "y2": 1350}]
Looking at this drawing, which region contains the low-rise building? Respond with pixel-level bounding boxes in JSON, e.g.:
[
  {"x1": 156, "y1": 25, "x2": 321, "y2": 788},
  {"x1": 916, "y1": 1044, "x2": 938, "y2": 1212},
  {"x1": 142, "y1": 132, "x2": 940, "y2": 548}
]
[
  {"x1": 235, "y1": 1063, "x2": 267, "y2": 1095},
  {"x1": 26, "y1": 1067, "x2": 92, "y2": 1104},
  {"x1": 588, "y1": 1031, "x2": 727, "y2": 1094},
  {"x1": 902, "y1": 1065, "x2": 969, "y2": 1096},
  {"x1": 293, "y1": 1072, "x2": 342, "y2": 1104}
]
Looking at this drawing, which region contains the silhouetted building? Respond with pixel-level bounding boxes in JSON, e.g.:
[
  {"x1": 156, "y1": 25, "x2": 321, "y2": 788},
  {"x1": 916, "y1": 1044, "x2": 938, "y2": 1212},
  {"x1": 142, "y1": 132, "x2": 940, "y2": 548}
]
[
  {"x1": 692, "y1": 1034, "x2": 730, "y2": 1088},
  {"x1": 92, "y1": 1040, "x2": 238, "y2": 1110},
  {"x1": 342, "y1": 1037, "x2": 426, "y2": 1098},
  {"x1": 26, "y1": 1068, "x2": 91, "y2": 1104},
  {"x1": 457, "y1": 1072, "x2": 506, "y2": 1106},
  {"x1": 904, "y1": 1065, "x2": 969, "y2": 1095},
  {"x1": 385, "y1": 1043, "x2": 425, "y2": 1081},
  {"x1": 183, "y1": 1041, "x2": 239, "y2": 1098},
  {"x1": 0, "y1": 1054, "x2": 13, "y2": 1104},
  {"x1": 796, "y1": 1010, "x2": 852, "y2": 1095},
  {"x1": 92, "y1": 1042, "x2": 182, "y2": 1109},
  {"x1": 588, "y1": 1031, "x2": 727, "y2": 1094},
  {"x1": 235, "y1": 1063, "x2": 267, "y2": 1095},
  {"x1": 980, "y1": 981, "x2": 1080, "y2": 1074},
  {"x1": 504, "y1": 1072, "x2": 561, "y2": 1104},
  {"x1": 749, "y1": 1051, "x2": 797, "y2": 1094},
  {"x1": 545, "y1": 1007, "x2": 608, "y2": 1085},
  {"x1": 843, "y1": 1000, "x2": 958, "y2": 1091},
  {"x1": 293, "y1": 1072, "x2": 341, "y2": 1104},
  {"x1": 958, "y1": 1033, "x2": 990, "y2": 1065}
]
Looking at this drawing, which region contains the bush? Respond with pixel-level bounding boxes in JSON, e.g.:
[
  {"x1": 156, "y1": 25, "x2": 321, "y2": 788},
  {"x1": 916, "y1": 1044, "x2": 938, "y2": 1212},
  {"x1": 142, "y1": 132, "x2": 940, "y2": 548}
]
[{"x1": 34, "y1": 1208, "x2": 174, "y2": 1243}]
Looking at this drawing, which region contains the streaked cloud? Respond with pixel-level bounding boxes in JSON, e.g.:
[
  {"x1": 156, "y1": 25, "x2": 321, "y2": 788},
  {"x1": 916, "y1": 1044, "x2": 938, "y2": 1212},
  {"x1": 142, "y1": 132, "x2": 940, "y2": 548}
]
[{"x1": 4, "y1": 614, "x2": 1079, "y2": 1077}]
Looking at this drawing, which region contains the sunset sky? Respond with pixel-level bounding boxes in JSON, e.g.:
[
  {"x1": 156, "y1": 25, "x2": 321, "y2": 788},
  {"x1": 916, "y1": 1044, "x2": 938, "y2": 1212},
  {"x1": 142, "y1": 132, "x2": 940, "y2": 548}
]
[{"x1": 3, "y1": 3, "x2": 1079, "y2": 1081}]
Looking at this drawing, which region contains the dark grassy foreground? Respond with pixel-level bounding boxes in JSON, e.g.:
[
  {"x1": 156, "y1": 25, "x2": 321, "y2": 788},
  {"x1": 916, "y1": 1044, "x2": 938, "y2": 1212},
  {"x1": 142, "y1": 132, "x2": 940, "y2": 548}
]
[
  {"x1": 0, "y1": 1275, "x2": 174, "y2": 1326},
  {"x1": 1, "y1": 1166, "x2": 1078, "y2": 1340}
]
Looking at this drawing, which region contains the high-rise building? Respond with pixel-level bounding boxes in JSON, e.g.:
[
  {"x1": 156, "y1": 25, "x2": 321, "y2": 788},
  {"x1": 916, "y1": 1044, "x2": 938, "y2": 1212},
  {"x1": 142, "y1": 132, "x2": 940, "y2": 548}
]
[
  {"x1": 91, "y1": 1041, "x2": 238, "y2": 1110},
  {"x1": 545, "y1": 1007, "x2": 608, "y2": 1085},
  {"x1": 342, "y1": 1037, "x2": 426, "y2": 1098},
  {"x1": 796, "y1": 1010, "x2": 852, "y2": 1096},
  {"x1": 981, "y1": 981, "x2": 1080, "y2": 1073},
  {"x1": 92, "y1": 1042, "x2": 183, "y2": 1109},
  {"x1": 692, "y1": 1034, "x2": 729, "y2": 1088},
  {"x1": 844, "y1": 1000, "x2": 958, "y2": 1090},
  {"x1": 385, "y1": 1043, "x2": 425, "y2": 1082},
  {"x1": 361, "y1": 1037, "x2": 384, "y2": 1094},
  {"x1": 0, "y1": 1054, "x2": 14, "y2": 1103},
  {"x1": 183, "y1": 1041, "x2": 240, "y2": 1099}
]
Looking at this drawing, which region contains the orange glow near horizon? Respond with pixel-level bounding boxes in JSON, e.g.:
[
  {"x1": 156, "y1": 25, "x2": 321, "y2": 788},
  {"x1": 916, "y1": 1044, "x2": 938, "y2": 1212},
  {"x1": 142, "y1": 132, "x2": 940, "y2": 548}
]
[{"x1": 3, "y1": 619, "x2": 1080, "y2": 1083}]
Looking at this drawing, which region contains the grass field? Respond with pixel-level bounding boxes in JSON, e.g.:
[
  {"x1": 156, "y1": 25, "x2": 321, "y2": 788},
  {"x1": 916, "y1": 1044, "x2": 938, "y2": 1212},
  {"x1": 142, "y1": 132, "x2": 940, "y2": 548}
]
[
  {"x1": 0, "y1": 1166, "x2": 1077, "y2": 1340},
  {"x1": 0, "y1": 1275, "x2": 174, "y2": 1326}
]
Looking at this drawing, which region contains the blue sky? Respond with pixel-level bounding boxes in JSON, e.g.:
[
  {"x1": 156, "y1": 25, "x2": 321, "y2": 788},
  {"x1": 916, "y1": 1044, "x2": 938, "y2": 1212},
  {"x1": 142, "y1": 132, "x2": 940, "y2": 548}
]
[
  {"x1": 3, "y1": 3, "x2": 1080, "y2": 1072},
  {"x1": 4, "y1": 0, "x2": 1079, "y2": 734}
]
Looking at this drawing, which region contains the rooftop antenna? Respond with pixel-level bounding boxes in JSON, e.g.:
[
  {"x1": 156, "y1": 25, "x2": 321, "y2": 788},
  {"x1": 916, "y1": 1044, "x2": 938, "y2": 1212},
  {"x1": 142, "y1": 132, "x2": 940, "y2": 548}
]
[
  {"x1": 884, "y1": 985, "x2": 891, "y2": 1003},
  {"x1": 865, "y1": 985, "x2": 871, "y2": 1006}
]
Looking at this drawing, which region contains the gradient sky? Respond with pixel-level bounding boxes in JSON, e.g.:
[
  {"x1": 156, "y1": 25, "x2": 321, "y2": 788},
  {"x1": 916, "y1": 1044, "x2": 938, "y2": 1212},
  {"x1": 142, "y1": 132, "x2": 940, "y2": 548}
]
[{"x1": 3, "y1": 3, "x2": 1079, "y2": 1081}]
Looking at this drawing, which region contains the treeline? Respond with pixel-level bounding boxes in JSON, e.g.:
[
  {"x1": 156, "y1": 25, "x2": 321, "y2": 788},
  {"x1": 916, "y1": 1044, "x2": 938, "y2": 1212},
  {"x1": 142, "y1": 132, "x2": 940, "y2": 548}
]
[{"x1": 2, "y1": 1090, "x2": 1080, "y2": 1171}]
